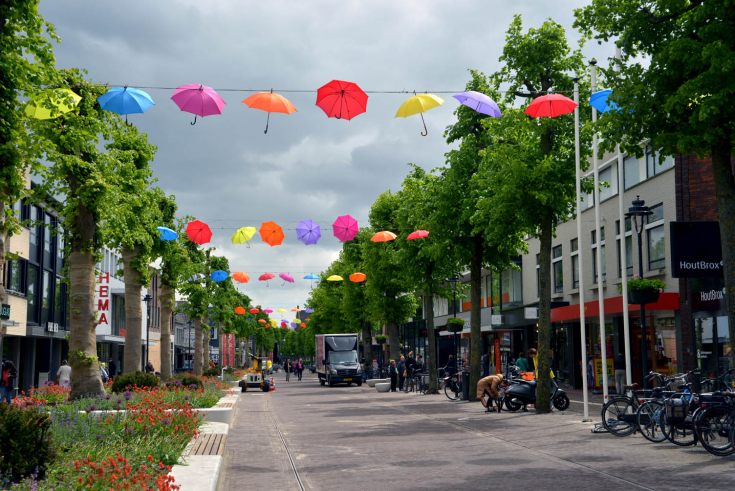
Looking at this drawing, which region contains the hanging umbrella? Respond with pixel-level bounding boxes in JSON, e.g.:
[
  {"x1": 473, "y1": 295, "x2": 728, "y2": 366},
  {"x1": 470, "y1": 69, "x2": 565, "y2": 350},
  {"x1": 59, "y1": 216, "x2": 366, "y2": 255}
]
[
  {"x1": 156, "y1": 226, "x2": 178, "y2": 241},
  {"x1": 296, "y1": 219, "x2": 321, "y2": 245},
  {"x1": 281, "y1": 321, "x2": 288, "y2": 328},
  {"x1": 327, "y1": 275, "x2": 343, "y2": 282},
  {"x1": 249, "y1": 308, "x2": 260, "y2": 314},
  {"x1": 452, "y1": 91, "x2": 501, "y2": 118},
  {"x1": 234, "y1": 306, "x2": 246, "y2": 315},
  {"x1": 231, "y1": 227, "x2": 257, "y2": 245},
  {"x1": 188, "y1": 273, "x2": 205, "y2": 283},
  {"x1": 349, "y1": 272, "x2": 366, "y2": 283},
  {"x1": 25, "y1": 88, "x2": 81, "y2": 120},
  {"x1": 210, "y1": 270, "x2": 228, "y2": 282},
  {"x1": 300, "y1": 322, "x2": 307, "y2": 328},
  {"x1": 259, "y1": 273, "x2": 275, "y2": 282},
  {"x1": 97, "y1": 86, "x2": 155, "y2": 121},
  {"x1": 242, "y1": 90, "x2": 297, "y2": 134},
  {"x1": 264, "y1": 308, "x2": 274, "y2": 314},
  {"x1": 407, "y1": 230, "x2": 430, "y2": 240},
  {"x1": 232, "y1": 272, "x2": 250, "y2": 283},
  {"x1": 291, "y1": 307, "x2": 301, "y2": 312},
  {"x1": 279, "y1": 273, "x2": 295, "y2": 284},
  {"x1": 371, "y1": 231, "x2": 397, "y2": 242},
  {"x1": 185, "y1": 220, "x2": 212, "y2": 245},
  {"x1": 303, "y1": 307, "x2": 315, "y2": 314},
  {"x1": 395, "y1": 93, "x2": 444, "y2": 136},
  {"x1": 291, "y1": 322, "x2": 299, "y2": 328},
  {"x1": 524, "y1": 93, "x2": 577, "y2": 118},
  {"x1": 277, "y1": 308, "x2": 287, "y2": 313},
  {"x1": 589, "y1": 89, "x2": 619, "y2": 114},
  {"x1": 170, "y1": 83, "x2": 226, "y2": 125},
  {"x1": 303, "y1": 273, "x2": 320, "y2": 280},
  {"x1": 260, "y1": 221, "x2": 285, "y2": 246},
  {"x1": 315, "y1": 79, "x2": 369, "y2": 120},
  {"x1": 332, "y1": 214, "x2": 359, "y2": 242},
  {"x1": 258, "y1": 319, "x2": 267, "y2": 324}
]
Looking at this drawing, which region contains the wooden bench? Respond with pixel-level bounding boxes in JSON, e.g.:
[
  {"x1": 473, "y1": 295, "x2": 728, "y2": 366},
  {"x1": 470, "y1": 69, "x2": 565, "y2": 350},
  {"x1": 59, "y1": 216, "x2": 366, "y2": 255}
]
[{"x1": 190, "y1": 433, "x2": 227, "y2": 456}]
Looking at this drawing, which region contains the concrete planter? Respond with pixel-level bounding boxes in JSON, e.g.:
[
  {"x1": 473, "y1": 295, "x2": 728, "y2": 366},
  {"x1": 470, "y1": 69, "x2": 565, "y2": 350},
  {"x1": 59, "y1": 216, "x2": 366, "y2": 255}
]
[
  {"x1": 366, "y1": 378, "x2": 388, "y2": 388},
  {"x1": 375, "y1": 382, "x2": 391, "y2": 393}
]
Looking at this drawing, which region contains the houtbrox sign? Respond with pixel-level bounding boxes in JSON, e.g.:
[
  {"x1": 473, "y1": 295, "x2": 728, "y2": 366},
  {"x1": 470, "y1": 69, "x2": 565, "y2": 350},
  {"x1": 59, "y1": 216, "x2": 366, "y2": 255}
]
[{"x1": 670, "y1": 221, "x2": 723, "y2": 278}]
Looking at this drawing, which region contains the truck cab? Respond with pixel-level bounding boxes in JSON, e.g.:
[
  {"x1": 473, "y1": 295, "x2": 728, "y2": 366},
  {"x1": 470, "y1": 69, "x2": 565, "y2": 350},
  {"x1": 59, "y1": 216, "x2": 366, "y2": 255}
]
[{"x1": 316, "y1": 334, "x2": 363, "y2": 387}]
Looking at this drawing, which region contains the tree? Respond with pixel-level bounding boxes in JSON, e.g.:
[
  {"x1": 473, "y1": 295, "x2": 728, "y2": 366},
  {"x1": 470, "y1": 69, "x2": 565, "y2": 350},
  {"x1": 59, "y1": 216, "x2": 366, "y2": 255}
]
[
  {"x1": 340, "y1": 235, "x2": 373, "y2": 372},
  {"x1": 575, "y1": 0, "x2": 735, "y2": 366},
  {"x1": 0, "y1": 0, "x2": 56, "y2": 358}
]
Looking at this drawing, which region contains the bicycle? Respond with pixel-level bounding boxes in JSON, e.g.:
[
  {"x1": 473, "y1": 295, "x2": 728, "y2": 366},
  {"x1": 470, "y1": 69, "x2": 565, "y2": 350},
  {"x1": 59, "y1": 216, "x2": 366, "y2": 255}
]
[
  {"x1": 443, "y1": 372, "x2": 462, "y2": 401},
  {"x1": 409, "y1": 371, "x2": 429, "y2": 394}
]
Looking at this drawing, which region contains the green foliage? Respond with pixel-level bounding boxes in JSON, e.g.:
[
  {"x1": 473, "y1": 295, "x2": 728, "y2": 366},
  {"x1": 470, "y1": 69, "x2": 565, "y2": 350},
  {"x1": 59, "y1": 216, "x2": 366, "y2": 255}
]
[
  {"x1": 0, "y1": 404, "x2": 54, "y2": 483},
  {"x1": 447, "y1": 317, "x2": 465, "y2": 328},
  {"x1": 176, "y1": 374, "x2": 204, "y2": 388},
  {"x1": 626, "y1": 277, "x2": 666, "y2": 292},
  {"x1": 375, "y1": 335, "x2": 387, "y2": 344},
  {"x1": 111, "y1": 371, "x2": 160, "y2": 393}
]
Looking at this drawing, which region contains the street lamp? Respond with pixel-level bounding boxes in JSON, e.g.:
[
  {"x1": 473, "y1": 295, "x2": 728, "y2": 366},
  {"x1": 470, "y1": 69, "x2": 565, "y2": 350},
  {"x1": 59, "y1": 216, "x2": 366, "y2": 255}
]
[
  {"x1": 447, "y1": 276, "x2": 460, "y2": 372},
  {"x1": 625, "y1": 195, "x2": 653, "y2": 387},
  {"x1": 143, "y1": 293, "x2": 152, "y2": 370},
  {"x1": 187, "y1": 319, "x2": 193, "y2": 371}
]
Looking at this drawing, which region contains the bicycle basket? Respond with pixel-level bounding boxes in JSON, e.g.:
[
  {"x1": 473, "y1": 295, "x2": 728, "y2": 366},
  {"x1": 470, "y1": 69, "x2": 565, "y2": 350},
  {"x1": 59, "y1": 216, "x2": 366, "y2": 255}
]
[
  {"x1": 520, "y1": 372, "x2": 535, "y2": 381},
  {"x1": 665, "y1": 398, "x2": 688, "y2": 420}
]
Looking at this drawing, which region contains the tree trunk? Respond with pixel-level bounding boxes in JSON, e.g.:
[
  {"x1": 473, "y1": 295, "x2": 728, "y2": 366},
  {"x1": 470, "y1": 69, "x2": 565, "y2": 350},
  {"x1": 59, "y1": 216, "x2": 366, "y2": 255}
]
[
  {"x1": 159, "y1": 283, "x2": 174, "y2": 380},
  {"x1": 193, "y1": 317, "x2": 203, "y2": 376},
  {"x1": 387, "y1": 320, "x2": 399, "y2": 361},
  {"x1": 122, "y1": 246, "x2": 142, "y2": 374},
  {"x1": 470, "y1": 235, "x2": 483, "y2": 396},
  {"x1": 536, "y1": 211, "x2": 554, "y2": 413},
  {"x1": 203, "y1": 322, "x2": 210, "y2": 369},
  {"x1": 361, "y1": 320, "x2": 372, "y2": 375},
  {"x1": 709, "y1": 137, "x2": 735, "y2": 369},
  {"x1": 425, "y1": 290, "x2": 438, "y2": 394}
]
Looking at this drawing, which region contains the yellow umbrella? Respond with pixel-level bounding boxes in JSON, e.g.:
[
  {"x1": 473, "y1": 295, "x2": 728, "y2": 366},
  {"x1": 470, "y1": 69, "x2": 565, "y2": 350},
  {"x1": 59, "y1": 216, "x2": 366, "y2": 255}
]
[
  {"x1": 395, "y1": 93, "x2": 444, "y2": 136},
  {"x1": 25, "y1": 88, "x2": 82, "y2": 120},
  {"x1": 277, "y1": 308, "x2": 287, "y2": 313},
  {"x1": 327, "y1": 275, "x2": 344, "y2": 282},
  {"x1": 231, "y1": 226, "x2": 257, "y2": 245}
]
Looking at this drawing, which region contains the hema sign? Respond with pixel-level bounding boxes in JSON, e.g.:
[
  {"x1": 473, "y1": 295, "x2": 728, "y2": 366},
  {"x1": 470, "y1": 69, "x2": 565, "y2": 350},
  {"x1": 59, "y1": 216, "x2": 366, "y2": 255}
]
[{"x1": 670, "y1": 221, "x2": 723, "y2": 278}]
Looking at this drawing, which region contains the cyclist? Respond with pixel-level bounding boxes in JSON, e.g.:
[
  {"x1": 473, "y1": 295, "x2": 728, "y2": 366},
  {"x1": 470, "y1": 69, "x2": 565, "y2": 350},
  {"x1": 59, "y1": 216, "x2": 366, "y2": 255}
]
[
  {"x1": 477, "y1": 373, "x2": 504, "y2": 412},
  {"x1": 443, "y1": 355, "x2": 456, "y2": 377}
]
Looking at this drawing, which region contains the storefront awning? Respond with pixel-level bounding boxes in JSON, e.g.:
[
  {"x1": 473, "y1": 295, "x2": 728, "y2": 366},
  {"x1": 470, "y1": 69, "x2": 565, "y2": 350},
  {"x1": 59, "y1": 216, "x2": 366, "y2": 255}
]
[{"x1": 551, "y1": 292, "x2": 680, "y2": 323}]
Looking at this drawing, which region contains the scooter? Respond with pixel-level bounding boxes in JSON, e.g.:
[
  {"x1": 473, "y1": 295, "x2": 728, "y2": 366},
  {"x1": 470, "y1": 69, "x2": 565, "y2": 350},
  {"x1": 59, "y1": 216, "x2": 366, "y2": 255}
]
[{"x1": 504, "y1": 375, "x2": 570, "y2": 412}]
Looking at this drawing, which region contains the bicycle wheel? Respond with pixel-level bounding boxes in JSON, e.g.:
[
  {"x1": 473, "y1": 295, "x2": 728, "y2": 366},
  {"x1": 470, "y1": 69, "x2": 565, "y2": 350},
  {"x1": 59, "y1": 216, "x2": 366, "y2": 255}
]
[
  {"x1": 444, "y1": 379, "x2": 460, "y2": 401},
  {"x1": 661, "y1": 412, "x2": 697, "y2": 446},
  {"x1": 695, "y1": 406, "x2": 734, "y2": 456},
  {"x1": 601, "y1": 397, "x2": 637, "y2": 437},
  {"x1": 637, "y1": 400, "x2": 666, "y2": 443}
]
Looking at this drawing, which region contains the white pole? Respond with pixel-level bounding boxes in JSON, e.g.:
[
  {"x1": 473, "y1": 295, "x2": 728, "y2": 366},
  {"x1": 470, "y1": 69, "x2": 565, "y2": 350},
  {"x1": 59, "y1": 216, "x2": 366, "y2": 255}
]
[
  {"x1": 574, "y1": 79, "x2": 590, "y2": 421},
  {"x1": 591, "y1": 61, "x2": 610, "y2": 403}
]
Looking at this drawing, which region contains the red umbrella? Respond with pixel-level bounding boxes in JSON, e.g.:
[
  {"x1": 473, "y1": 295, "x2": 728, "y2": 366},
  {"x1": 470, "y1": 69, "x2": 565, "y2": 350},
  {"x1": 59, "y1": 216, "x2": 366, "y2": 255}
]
[
  {"x1": 260, "y1": 221, "x2": 285, "y2": 246},
  {"x1": 316, "y1": 80, "x2": 368, "y2": 120},
  {"x1": 524, "y1": 93, "x2": 577, "y2": 118},
  {"x1": 185, "y1": 220, "x2": 212, "y2": 245},
  {"x1": 332, "y1": 214, "x2": 358, "y2": 242},
  {"x1": 407, "y1": 230, "x2": 430, "y2": 240},
  {"x1": 259, "y1": 273, "x2": 275, "y2": 281},
  {"x1": 249, "y1": 308, "x2": 260, "y2": 314},
  {"x1": 349, "y1": 272, "x2": 366, "y2": 283}
]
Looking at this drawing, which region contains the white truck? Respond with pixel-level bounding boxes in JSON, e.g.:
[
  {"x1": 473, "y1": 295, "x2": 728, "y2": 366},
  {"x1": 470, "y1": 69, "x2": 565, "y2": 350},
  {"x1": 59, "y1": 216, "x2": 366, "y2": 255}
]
[{"x1": 315, "y1": 333, "x2": 363, "y2": 387}]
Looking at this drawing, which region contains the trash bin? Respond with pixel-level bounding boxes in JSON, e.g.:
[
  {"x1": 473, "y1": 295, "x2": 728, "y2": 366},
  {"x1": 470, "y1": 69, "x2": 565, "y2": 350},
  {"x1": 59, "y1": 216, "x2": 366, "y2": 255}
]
[{"x1": 461, "y1": 370, "x2": 470, "y2": 401}]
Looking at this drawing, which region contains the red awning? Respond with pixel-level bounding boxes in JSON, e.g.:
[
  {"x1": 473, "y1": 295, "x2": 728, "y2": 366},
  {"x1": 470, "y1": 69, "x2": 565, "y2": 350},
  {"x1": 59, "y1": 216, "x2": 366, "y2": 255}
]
[{"x1": 551, "y1": 292, "x2": 680, "y2": 323}]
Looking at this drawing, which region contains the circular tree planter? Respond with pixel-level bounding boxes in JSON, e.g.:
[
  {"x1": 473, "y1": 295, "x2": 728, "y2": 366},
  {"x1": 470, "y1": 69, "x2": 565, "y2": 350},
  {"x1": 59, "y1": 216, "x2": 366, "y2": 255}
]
[
  {"x1": 375, "y1": 382, "x2": 391, "y2": 392},
  {"x1": 628, "y1": 288, "x2": 660, "y2": 305}
]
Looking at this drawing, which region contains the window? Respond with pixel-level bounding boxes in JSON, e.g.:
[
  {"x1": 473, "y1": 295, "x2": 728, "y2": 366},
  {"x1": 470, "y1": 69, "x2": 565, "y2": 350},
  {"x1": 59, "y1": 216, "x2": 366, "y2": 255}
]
[
  {"x1": 616, "y1": 219, "x2": 634, "y2": 278},
  {"x1": 591, "y1": 227, "x2": 606, "y2": 282},
  {"x1": 552, "y1": 245, "x2": 563, "y2": 293},
  {"x1": 5, "y1": 259, "x2": 26, "y2": 294},
  {"x1": 599, "y1": 164, "x2": 617, "y2": 202},
  {"x1": 28, "y1": 206, "x2": 41, "y2": 263},
  {"x1": 646, "y1": 204, "x2": 665, "y2": 270},
  {"x1": 501, "y1": 260, "x2": 523, "y2": 305},
  {"x1": 571, "y1": 238, "x2": 579, "y2": 289},
  {"x1": 56, "y1": 225, "x2": 64, "y2": 271},
  {"x1": 26, "y1": 264, "x2": 39, "y2": 324},
  {"x1": 41, "y1": 270, "x2": 52, "y2": 326},
  {"x1": 646, "y1": 148, "x2": 674, "y2": 178},
  {"x1": 624, "y1": 147, "x2": 675, "y2": 189},
  {"x1": 54, "y1": 276, "x2": 66, "y2": 328},
  {"x1": 43, "y1": 213, "x2": 53, "y2": 266}
]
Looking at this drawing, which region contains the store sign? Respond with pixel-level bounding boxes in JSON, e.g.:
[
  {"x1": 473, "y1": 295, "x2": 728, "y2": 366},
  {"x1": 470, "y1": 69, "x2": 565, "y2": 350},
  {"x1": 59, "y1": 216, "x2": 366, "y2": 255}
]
[
  {"x1": 524, "y1": 307, "x2": 538, "y2": 319},
  {"x1": 670, "y1": 222, "x2": 723, "y2": 277},
  {"x1": 491, "y1": 314, "x2": 503, "y2": 325},
  {"x1": 46, "y1": 322, "x2": 59, "y2": 333},
  {"x1": 96, "y1": 272, "x2": 110, "y2": 327},
  {"x1": 690, "y1": 276, "x2": 725, "y2": 312},
  {"x1": 0, "y1": 303, "x2": 10, "y2": 320}
]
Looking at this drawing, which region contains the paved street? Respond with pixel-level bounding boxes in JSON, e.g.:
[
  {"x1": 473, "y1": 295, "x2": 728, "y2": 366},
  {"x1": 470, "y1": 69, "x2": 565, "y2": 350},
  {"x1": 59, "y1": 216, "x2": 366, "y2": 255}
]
[{"x1": 219, "y1": 373, "x2": 735, "y2": 491}]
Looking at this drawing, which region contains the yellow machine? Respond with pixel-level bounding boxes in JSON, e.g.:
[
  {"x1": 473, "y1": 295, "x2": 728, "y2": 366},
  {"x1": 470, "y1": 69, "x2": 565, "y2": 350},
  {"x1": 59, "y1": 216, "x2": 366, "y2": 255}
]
[{"x1": 239, "y1": 355, "x2": 272, "y2": 392}]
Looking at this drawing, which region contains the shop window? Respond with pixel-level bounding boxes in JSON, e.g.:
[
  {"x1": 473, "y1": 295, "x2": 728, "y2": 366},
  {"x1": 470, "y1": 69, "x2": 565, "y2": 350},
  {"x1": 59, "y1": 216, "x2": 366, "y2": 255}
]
[
  {"x1": 570, "y1": 238, "x2": 579, "y2": 289},
  {"x1": 645, "y1": 203, "x2": 665, "y2": 270},
  {"x1": 552, "y1": 245, "x2": 563, "y2": 293},
  {"x1": 5, "y1": 259, "x2": 26, "y2": 294},
  {"x1": 616, "y1": 219, "x2": 634, "y2": 278},
  {"x1": 591, "y1": 227, "x2": 606, "y2": 282},
  {"x1": 26, "y1": 264, "x2": 39, "y2": 324}
]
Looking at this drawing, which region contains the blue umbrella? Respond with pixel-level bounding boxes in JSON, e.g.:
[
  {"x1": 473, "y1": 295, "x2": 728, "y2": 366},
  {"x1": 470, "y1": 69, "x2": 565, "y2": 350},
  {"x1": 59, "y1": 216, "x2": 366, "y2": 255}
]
[
  {"x1": 589, "y1": 89, "x2": 619, "y2": 114},
  {"x1": 303, "y1": 273, "x2": 320, "y2": 280},
  {"x1": 97, "y1": 86, "x2": 155, "y2": 118},
  {"x1": 210, "y1": 270, "x2": 229, "y2": 282},
  {"x1": 156, "y1": 226, "x2": 178, "y2": 241},
  {"x1": 452, "y1": 91, "x2": 501, "y2": 118},
  {"x1": 304, "y1": 308, "x2": 314, "y2": 314}
]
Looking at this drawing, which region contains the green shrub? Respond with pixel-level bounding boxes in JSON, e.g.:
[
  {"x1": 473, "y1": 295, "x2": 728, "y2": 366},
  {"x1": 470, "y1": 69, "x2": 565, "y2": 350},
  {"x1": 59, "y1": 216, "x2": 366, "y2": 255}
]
[
  {"x1": 202, "y1": 366, "x2": 220, "y2": 377},
  {"x1": 0, "y1": 403, "x2": 54, "y2": 483},
  {"x1": 111, "y1": 371, "x2": 160, "y2": 393},
  {"x1": 177, "y1": 374, "x2": 203, "y2": 389}
]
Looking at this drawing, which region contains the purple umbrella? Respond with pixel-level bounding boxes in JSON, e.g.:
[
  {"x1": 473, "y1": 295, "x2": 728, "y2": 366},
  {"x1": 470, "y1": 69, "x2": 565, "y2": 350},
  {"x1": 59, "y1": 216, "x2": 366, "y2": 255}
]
[
  {"x1": 452, "y1": 91, "x2": 501, "y2": 118},
  {"x1": 296, "y1": 219, "x2": 321, "y2": 245},
  {"x1": 171, "y1": 83, "x2": 226, "y2": 125},
  {"x1": 291, "y1": 322, "x2": 299, "y2": 328}
]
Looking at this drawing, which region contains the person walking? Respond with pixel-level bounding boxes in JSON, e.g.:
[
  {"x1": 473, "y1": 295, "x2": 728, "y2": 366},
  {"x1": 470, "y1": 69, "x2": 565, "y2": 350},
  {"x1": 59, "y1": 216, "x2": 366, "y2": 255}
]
[
  {"x1": 108, "y1": 358, "x2": 117, "y2": 379},
  {"x1": 145, "y1": 361, "x2": 155, "y2": 374},
  {"x1": 1, "y1": 359, "x2": 17, "y2": 404},
  {"x1": 388, "y1": 359, "x2": 398, "y2": 392},
  {"x1": 476, "y1": 373, "x2": 505, "y2": 412},
  {"x1": 614, "y1": 353, "x2": 626, "y2": 395},
  {"x1": 57, "y1": 360, "x2": 72, "y2": 388},
  {"x1": 285, "y1": 359, "x2": 292, "y2": 382},
  {"x1": 405, "y1": 351, "x2": 417, "y2": 392},
  {"x1": 397, "y1": 355, "x2": 406, "y2": 391},
  {"x1": 296, "y1": 358, "x2": 303, "y2": 381}
]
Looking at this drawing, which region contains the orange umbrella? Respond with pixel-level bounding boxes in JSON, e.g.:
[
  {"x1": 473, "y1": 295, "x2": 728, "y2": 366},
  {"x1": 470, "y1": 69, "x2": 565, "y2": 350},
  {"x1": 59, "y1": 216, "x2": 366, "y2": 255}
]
[
  {"x1": 300, "y1": 322, "x2": 307, "y2": 328},
  {"x1": 242, "y1": 90, "x2": 297, "y2": 134},
  {"x1": 349, "y1": 272, "x2": 367, "y2": 283},
  {"x1": 232, "y1": 272, "x2": 250, "y2": 283},
  {"x1": 258, "y1": 319, "x2": 267, "y2": 324},
  {"x1": 371, "y1": 231, "x2": 397, "y2": 242},
  {"x1": 260, "y1": 221, "x2": 284, "y2": 246},
  {"x1": 234, "y1": 306, "x2": 246, "y2": 315}
]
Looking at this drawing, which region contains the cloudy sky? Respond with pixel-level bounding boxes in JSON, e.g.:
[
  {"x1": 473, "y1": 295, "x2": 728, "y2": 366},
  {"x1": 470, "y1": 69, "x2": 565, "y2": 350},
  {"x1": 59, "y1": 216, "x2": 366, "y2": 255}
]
[{"x1": 40, "y1": 0, "x2": 605, "y2": 315}]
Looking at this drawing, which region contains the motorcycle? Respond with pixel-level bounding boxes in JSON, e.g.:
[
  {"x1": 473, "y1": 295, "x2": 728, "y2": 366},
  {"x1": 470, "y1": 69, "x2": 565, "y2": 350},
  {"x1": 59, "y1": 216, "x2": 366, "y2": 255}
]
[{"x1": 504, "y1": 372, "x2": 570, "y2": 412}]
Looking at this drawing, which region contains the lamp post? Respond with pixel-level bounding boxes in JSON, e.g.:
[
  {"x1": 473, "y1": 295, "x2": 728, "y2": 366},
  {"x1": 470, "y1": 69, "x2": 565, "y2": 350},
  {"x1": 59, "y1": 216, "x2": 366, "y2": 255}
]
[
  {"x1": 625, "y1": 196, "x2": 653, "y2": 387},
  {"x1": 447, "y1": 276, "x2": 459, "y2": 372},
  {"x1": 187, "y1": 319, "x2": 193, "y2": 371},
  {"x1": 143, "y1": 293, "x2": 152, "y2": 370}
]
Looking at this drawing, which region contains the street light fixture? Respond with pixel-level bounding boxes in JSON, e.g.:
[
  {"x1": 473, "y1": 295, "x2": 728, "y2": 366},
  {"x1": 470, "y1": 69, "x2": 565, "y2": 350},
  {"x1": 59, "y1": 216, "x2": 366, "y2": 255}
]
[
  {"x1": 625, "y1": 195, "x2": 653, "y2": 387},
  {"x1": 143, "y1": 293, "x2": 152, "y2": 370}
]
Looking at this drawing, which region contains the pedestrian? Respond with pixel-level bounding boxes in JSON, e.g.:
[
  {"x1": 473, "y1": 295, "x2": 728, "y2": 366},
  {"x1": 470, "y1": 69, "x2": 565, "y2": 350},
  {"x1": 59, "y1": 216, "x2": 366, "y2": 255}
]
[
  {"x1": 388, "y1": 359, "x2": 398, "y2": 392},
  {"x1": 1, "y1": 359, "x2": 18, "y2": 404},
  {"x1": 515, "y1": 351, "x2": 529, "y2": 372},
  {"x1": 285, "y1": 359, "x2": 292, "y2": 382},
  {"x1": 296, "y1": 358, "x2": 304, "y2": 381},
  {"x1": 145, "y1": 361, "x2": 155, "y2": 374},
  {"x1": 476, "y1": 373, "x2": 504, "y2": 412},
  {"x1": 100, "y1": 363, "x2": 109, "y2": 384},
  {"x1": 397, "y1": 355, "x2": 406, "y2": 391},
  {"x1": 108, "y1": 358, "x2": 117, "y2": 379},
  {"x1": 528, "y1": 348, "x2": 537, "y2": 373},
  {"x1": 415, "y1": 354, "x2": 423, "y2": 373},
  {"x1": 405, "y1": 351, "x2": 417, "y2": 392},
  {"x1": 614, "y1": 353, "x2": 626, "y2": 395},
  {"x1": 57, "y1": 359, "x2": 72, "y2": 388}
]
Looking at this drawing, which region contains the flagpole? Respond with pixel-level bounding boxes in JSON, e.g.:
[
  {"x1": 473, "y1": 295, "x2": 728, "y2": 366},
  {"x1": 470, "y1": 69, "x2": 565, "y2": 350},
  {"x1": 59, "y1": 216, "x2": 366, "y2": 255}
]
[{"x1": 574, "y1": 78, "x2": 590, "y2": 421}]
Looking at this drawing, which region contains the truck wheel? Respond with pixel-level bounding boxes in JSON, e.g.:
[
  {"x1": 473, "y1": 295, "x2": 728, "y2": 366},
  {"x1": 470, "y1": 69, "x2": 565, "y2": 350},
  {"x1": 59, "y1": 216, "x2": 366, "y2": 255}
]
[{"x1": 261, "y1": 380, "x2": 270, "y2": 392}]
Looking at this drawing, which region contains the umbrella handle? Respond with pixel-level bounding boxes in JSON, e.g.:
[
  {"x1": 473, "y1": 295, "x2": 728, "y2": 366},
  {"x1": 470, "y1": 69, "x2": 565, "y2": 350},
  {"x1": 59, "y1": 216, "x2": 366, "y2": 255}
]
[
  {"x1": 420, "y1": 112, "x2": 428, "y2": 136},
  {"x1": 264, "y1": 112, "x2": 270, "y2": 134},
  {"x1": 190, "y1": 115, "x2": 198, "y2": 125}
]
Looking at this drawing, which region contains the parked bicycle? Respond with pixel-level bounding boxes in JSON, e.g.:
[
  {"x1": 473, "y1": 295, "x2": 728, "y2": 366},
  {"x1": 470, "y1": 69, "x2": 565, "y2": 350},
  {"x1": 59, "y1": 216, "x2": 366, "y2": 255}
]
[{"x1": 444, "y1": 372, "x2": 462, "y2": 401}]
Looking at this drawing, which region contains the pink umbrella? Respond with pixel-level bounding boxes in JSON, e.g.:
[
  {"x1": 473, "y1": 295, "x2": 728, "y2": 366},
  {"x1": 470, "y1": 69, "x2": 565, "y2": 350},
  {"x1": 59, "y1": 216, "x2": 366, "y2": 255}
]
[
  {"x1": 332, "y1": 214, "x2": 358, "y2": 242},
  {"x1": 264, "y1": 308, "x2": 273, "y2": 314},
  {"x1": 170, "y1": 83, "x2": 226, "y2": 125},
  {"x1": 279, "y1": 273, "x2": 295, "y2": 284},
  {"x1": 407, "y1": 230, "x2": 430, "y2": 240}
]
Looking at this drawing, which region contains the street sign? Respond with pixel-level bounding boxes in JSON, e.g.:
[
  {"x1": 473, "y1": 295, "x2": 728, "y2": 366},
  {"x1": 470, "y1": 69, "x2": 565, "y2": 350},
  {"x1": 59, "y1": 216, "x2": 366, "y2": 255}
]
[{"x1": 0, "y1": 304, "x2": 10, "y2": 320}]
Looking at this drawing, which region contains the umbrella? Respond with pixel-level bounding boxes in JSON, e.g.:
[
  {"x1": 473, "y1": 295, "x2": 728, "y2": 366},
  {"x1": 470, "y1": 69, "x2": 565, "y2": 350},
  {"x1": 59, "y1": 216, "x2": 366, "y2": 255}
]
[
  {"x1": 300, "y1": 322, "x2": 307, "y2": 328},
  {"x1": 185, "y1": 220, "x2": 212, "y2": 245},
  {"x1": 407, "y1": 230, "x2": 429, "y2": 240},
  {"x1": 589, "y1": 89, "x2": 619, "y2": 114},
  {"x1": 234, "y1": 306, "x2": 246, "y2": 315},
  {"x1": 260, "y1": 221, "x2": 285, "y2": 247},
  {"x1": 332, "y1": 214, "x2": 358, "y2": 242},
  {"x1": 291, "y1": 307, "x2": 301, "y2": 312},
  {"x1": 188, "y1": 273, "x2": 205, "y2": 283},
  {"x1": 231, "y1": 227, "x2": 257, "y2": 245},
  {"x1": 242, "y1": 89, "x2": 297, "y2": 133},
  {"x1": 395, "y1": 93, "x2": 444, "y2": 136},
  {"x1": 210, "y1": 270, "x2": 228, "y2": 282},
  {"x1": 170, "y1": 83, "x2": 226, "y2": 125},
  {"x1": 524, "y1": 93, "x2": 577, "y2": 118},
  {"x1": 25, "y1": 88, "x2": 81, "y2": 120},
  {"x1": 249, "y1": 308, "x2": 260, "y2": 314},
  {"x1": 349, "y1": 272, "x2": 366, "y2": 283},
  {"x1": 291, "y1": 322, "x2": 299, "y2": 328},
  {"x1": 281, "y1": 322, "x2": 288, "y2": 328},
  {"x1": 296, "y1": 219, "x2": 321, "y2": 245},
  {"x1": 156, "y1": 226, "x2": 178, "y2": 241},
  {"x1": 315, "y1": 79, "x2": 368, "y2": 120},
  {"x1": 277, "y1": 308, "x2": 287, "y2": 313},
  {"x1": 371, "y1": 231, "x2": 397, "y2": 242},
  {"x1": 303, "y1": 307, "x2": 315, "y2": 314},
  {"x1": 270, "y1": 319, "x2": 278, "y2": 327},
  {"x1": 279, "y1": 273, "x2": 295, "y2": 283},
  {"x1": 452, "y1": 91, "x2": 501, "y2": 118},
  {"x1": 327, "y1": 275, "x2": 343, "y2": 282},
  {"x1": 264, "y1": 308, "x2": 273, "y2": 314},
  {"x1": 258, "y1": 319, "x2": 267, "y2": 324},
  {"x1": 97, "y1": 86, "x2": 155, "y2": 121},
  {"x1": 259, "y1": 273, "x2": 275, "y2": 281},
  {"x1": 303, "y1": 273, "x2": 320, "y2": 280},
  {"x1": 232, "y1": 272, "x2": 250, "y2": 283}
]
